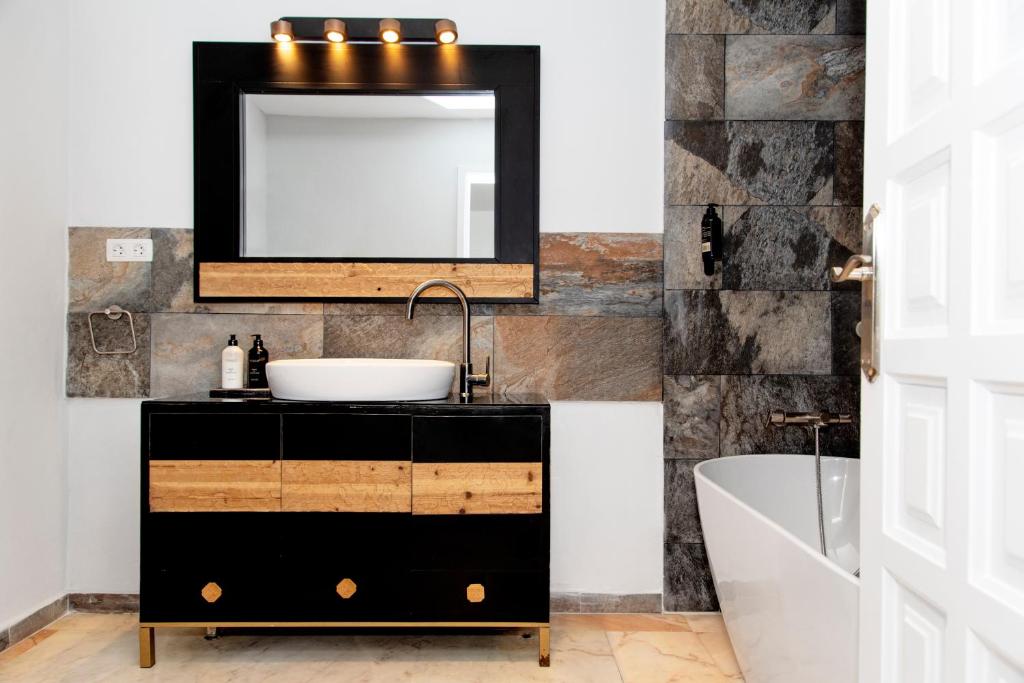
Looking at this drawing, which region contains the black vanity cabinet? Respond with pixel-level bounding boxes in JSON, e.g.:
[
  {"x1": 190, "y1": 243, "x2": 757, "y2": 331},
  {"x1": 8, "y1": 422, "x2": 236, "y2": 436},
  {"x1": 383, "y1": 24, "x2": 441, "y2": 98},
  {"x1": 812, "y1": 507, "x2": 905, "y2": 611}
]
[{"x1": 138, "y1": 396, "x2": 551, "y2": 668}]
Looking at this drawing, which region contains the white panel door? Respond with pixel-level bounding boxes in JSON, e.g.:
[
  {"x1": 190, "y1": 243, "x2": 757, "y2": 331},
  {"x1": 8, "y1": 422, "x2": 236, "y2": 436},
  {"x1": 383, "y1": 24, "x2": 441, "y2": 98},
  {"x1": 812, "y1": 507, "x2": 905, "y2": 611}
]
[{"x1": 861, "y1": 1, "x2": 1024, "y2": 681}]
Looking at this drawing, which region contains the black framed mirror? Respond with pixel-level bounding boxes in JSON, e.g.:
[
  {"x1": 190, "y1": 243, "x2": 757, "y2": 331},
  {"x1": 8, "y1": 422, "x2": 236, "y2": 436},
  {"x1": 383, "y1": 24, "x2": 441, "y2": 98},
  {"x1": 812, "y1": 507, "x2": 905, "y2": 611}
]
[{"x1": 193, "y1": 42, "x2": 540, "y2": 302}]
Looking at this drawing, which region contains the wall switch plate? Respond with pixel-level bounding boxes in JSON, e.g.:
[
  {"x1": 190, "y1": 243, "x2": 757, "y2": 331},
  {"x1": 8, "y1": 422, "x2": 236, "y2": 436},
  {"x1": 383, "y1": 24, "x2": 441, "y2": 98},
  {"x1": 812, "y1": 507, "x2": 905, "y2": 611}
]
[{"x1": 106, "y1": 238, "x2": 153, "y2": 262}]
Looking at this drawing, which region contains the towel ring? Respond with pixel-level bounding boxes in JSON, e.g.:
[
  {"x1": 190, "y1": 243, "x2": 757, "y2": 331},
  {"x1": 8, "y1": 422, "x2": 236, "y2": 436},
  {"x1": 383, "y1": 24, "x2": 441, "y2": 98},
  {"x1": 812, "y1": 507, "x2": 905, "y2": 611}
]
[{"x1": 88, "y1": 305, "x2": 138, "y2": 355}]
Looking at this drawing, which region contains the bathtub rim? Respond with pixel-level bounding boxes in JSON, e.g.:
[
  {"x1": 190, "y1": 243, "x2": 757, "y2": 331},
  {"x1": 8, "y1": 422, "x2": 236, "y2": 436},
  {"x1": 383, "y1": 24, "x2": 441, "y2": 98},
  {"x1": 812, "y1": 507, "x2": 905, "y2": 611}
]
[{"x1": 694, "y1": 453, "x2": 860, "y2": 589}]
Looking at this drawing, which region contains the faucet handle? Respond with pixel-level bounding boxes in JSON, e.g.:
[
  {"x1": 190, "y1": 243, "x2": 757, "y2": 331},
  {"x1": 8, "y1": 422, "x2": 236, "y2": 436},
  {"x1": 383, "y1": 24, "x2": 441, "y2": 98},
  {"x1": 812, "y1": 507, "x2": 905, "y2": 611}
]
[{"x1": 468, "y1": 356, "x2": 490, "y2": 387}]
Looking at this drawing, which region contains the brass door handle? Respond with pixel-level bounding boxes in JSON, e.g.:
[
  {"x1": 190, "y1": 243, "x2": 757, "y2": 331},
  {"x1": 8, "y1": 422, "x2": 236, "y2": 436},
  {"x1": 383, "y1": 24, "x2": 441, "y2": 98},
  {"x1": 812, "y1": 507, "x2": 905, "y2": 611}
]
[
  {"x1": 466, "y1": 583, "x2": 485, "y2": 603},
  {"x1": 830, "y1": 254, "x2": 874, "y2": 282},
  {"x1": 336, "y1": 578, "x2": 357, "y2": 599}
]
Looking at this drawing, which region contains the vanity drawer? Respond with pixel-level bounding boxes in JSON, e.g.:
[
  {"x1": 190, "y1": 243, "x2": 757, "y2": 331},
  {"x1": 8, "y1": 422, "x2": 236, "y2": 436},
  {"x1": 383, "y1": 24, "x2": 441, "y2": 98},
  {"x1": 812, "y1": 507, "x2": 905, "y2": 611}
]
[
  {"x1": 282, "y1": 569, "x2": 409, "y2": 621},
  {"x1": 283, "y1": 414, "x2": 411, "y2": 460},
  {"x1": 410, "y1": 516, "x2": 547, "y2": 572},
  {"x1": 411, "y1": 462, "x2": 542, "y2": 515},
  {"x1": 280, "y1": 514, "x2": 410, "y2": 620},
  {"x1": 149, "y1": 459, "x2": 281, "y2": 512},
  {"x1": 141, "y1": 513, "x2": 284, "y2": 622},
  {"x1": 148, "y1": 413, "x2": 280, "y2": 460},
  {"x1": 410, "y1": 571, "x2": 548, "y2": 622},
  {"x1": 142, "y1": 566, "x2": 285, "y2": 622},
  {"x1": 282, "y1": 460, "x2": 411, "y2": 512},
  {"x1": 412, "y1": 416, "x2": 543, "y2": 462}
]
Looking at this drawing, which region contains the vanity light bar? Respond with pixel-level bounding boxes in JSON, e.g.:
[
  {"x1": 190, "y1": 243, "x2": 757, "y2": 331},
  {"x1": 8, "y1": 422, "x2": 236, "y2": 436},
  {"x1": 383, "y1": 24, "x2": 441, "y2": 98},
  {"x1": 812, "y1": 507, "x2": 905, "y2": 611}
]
[{"x1": 272, "y1": 17, "x2": 458, "y2": 44}]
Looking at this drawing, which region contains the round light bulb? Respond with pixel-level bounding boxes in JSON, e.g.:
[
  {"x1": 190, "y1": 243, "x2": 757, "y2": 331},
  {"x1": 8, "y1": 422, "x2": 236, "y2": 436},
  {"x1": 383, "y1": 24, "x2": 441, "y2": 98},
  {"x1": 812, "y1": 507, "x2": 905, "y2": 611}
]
[
  {"x1": 434, "y1": 20, "x2": 458, "y2": 45},
  {"x1": 324, "y1": 19, "x2": 347, "y2": 43},
  {"x1": 270, "y1": 19, "x2": 294, "y2": 43},
  {"x1": 379, "y1": 19, "x2": 401, "y2": 44}
]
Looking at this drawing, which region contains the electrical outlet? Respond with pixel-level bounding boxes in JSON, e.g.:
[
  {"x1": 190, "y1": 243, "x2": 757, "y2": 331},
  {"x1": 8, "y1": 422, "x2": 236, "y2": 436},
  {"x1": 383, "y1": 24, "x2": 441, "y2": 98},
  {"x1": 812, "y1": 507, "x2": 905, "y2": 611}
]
[{"x1": 106, "y1": 238, "x2": 153, "y2": 262}]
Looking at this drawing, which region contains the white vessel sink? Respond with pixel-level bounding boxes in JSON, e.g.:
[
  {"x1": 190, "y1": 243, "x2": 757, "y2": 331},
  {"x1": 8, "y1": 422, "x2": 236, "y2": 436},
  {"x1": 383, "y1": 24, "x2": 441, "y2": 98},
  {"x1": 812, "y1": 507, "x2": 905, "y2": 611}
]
[{"x1": 267, "y1": 358, "x2": 456, "y2": 401}]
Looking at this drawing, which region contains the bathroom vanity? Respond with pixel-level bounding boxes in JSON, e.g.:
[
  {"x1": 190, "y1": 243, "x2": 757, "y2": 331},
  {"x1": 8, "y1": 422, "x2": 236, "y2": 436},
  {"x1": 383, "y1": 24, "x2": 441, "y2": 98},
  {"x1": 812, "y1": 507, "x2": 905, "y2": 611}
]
[{"x1": 138, "y1": 395, "x2": 550, "y2": 667}]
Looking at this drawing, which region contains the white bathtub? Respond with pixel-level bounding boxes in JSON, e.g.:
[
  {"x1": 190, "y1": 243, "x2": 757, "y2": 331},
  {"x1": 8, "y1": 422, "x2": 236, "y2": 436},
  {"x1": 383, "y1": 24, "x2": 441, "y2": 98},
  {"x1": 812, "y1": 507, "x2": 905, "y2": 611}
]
[{"x1": 695, "y1": 454, "x2": 860, "y2": 683}]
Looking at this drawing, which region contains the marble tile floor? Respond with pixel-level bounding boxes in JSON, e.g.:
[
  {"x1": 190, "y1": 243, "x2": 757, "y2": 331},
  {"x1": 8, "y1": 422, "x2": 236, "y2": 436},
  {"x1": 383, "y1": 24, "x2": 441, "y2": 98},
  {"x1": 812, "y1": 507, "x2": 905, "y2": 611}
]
[{"x1": 0, "y1": 612, "x2": 743, "y2": 682}]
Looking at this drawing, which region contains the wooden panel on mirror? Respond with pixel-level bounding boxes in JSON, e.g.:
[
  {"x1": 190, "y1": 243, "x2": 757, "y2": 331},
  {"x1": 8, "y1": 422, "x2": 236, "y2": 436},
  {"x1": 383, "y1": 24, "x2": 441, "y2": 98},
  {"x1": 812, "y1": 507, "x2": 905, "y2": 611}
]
[{"x1": 199, "y1": 262, "x2": 534, "y2": 300}]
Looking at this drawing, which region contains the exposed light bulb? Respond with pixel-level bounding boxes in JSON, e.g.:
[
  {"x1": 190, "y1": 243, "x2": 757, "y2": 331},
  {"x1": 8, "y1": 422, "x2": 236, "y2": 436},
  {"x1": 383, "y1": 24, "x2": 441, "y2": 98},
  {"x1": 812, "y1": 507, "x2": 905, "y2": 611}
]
[
  {"x1": 379, "y1": 19, "x2": 401, "y2": 43},
  {"x1": 270, "y1": 19, "x2": 294, "y2": 43}
]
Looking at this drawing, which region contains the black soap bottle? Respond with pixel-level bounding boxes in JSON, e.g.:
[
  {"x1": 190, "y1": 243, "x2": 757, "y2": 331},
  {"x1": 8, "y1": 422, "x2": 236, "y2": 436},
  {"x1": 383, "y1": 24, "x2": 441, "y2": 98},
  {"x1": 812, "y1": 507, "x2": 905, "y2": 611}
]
[
  {"x1": 247, "y1": 334, "x2": 269, "y2": 388},
  {"x1": 701, "y1": 203, "x2": 723, "y2": 276}
]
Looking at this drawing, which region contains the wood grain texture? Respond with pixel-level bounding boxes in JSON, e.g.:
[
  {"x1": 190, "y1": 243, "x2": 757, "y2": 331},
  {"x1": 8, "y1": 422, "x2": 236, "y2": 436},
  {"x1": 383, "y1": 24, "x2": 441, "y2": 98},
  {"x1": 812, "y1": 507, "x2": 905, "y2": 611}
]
[
  {"x1": 281, "y1": 460, "x2": 412, "y2": 512},
  {"x1": 148, "y1": 460, "x2": 281, "y2": 512},
  {"x1": 199, "y1": 262, "x2": 534, "y2": 299},
  {"x1": 411, "y1": 462, "x2": 542, "y2": 515}
]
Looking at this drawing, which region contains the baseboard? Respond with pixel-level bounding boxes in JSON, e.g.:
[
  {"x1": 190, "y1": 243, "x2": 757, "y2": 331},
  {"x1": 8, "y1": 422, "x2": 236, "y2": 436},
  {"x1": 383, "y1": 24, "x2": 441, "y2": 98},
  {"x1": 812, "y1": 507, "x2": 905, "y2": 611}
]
[
  {"x1": 0, "y1": 595, "x2": 68, "y2": 655},
  {"x1": 551, "y1": 592, "x2": 662, "y2": 613},
  {"x1": 69, "y1": 593, "x2": 139, "y2": 613},
  {"x1": 0, "y1": 591, "x2": 664, "y2": 654}
]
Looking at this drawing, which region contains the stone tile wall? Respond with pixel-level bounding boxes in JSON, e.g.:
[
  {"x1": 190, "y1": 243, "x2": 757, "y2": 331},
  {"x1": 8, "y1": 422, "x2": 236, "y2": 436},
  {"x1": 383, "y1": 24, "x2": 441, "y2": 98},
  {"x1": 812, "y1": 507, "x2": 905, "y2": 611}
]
[
  {"x1": 663, "y1": 0, "x2": 865, "y2": 610},
  {"x1": 66, "y1": 230, "x2": 664, "y2": 402}
]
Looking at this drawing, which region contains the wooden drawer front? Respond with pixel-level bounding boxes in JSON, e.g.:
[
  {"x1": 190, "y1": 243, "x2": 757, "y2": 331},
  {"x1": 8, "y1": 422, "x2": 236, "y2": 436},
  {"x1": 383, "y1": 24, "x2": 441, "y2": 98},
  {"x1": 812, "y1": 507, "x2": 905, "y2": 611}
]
[
  {"x1": 282, "y1": 461, "x2": 411, "y2": 512},
  {"x1": 283, "y1": 414, "x2": 411, "y2": 460},
  {"x1": 412, "y1": 416, "x2": 543, "y2": 462},
  {"x1": 149, "y1": 460, "x2": 282, "y2": 512},
  {"x1": 149, "y1": 413, "x2": 280, "y2": 460},
  {"x1": 410, "y1": 571, "x2": 548, "y2": 622},
  {"x1": 411, "y1": 516, "x2": 547, "y2": 572},
  {"x1": 411, "y1": 462, "x2": 542, "y2": 515}
]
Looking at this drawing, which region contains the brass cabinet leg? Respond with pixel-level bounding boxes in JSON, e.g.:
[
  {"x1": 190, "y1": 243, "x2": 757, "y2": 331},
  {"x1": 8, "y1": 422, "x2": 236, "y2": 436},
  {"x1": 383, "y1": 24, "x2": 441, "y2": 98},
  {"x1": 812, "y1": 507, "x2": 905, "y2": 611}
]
[
  {"x1": 139, "y1": 627, "x2": 155, "y2": 668},
  {"x1": 538, "y1": 625, "x2": 550, "y2": 667}
]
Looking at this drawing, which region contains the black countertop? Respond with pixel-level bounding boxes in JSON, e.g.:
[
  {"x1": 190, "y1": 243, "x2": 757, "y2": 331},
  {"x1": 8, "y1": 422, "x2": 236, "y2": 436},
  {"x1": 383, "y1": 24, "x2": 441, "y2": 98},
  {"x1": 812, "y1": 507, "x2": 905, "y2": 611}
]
[{"x1": 144, "y1": 392, "x2": 549, "y2": 408}]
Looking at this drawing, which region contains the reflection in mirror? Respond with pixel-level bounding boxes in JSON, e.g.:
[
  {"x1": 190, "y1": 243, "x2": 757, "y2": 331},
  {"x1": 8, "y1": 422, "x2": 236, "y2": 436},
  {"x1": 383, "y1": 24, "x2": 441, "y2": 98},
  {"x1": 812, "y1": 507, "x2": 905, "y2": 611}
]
[{"x1": 242, "y1": 93, "x2": 495, "y2": 259}]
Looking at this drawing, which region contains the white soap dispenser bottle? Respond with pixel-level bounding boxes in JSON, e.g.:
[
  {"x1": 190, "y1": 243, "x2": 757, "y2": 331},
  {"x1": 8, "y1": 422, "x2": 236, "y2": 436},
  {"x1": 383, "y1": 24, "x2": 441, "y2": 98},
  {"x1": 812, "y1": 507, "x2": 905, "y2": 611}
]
[{"x1": 221, "y1": 334, "x2": 245, "y2": 389}]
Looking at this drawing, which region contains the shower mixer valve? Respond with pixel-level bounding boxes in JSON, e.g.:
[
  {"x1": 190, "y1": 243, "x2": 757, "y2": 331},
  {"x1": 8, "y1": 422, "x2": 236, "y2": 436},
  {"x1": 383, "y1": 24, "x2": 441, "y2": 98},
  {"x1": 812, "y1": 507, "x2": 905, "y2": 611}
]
[{"x1": 766, "y1": 411, "x2": 853, "y2": 429}]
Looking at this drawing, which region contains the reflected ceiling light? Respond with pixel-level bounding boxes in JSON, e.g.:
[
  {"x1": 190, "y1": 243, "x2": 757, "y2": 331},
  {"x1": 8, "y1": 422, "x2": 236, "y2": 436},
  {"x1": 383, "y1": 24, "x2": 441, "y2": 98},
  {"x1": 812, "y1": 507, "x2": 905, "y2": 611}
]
[
  {"x1": 323, "y1": 19, "x2": 347, "y2": 43},
  {"x1": 434, "y1": 19, "x2": 458, "y2": 44},
  {"x1": 379, "y1": 18, "x2": 401, "y2": 43},
  {"x1": 270, "y1": 19, "x2": 294, "y2": 42}
]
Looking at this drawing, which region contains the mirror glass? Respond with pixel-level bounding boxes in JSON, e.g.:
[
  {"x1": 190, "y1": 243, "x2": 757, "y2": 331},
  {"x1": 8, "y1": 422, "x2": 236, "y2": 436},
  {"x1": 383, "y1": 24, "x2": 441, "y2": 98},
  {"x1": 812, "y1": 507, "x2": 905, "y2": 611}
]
[{"x1": 242, "y1": 93, "x2": 496, "y2": 259}]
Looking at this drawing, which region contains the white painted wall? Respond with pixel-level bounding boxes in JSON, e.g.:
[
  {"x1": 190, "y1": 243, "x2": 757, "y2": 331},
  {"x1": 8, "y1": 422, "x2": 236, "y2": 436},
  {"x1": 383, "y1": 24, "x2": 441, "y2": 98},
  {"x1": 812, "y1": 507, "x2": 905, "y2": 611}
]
[
  {"x1": 64, "y1": 0, "x2": 665, "y2": 596},
  {"x1": 0, "y1": 0, "x2": 70, "y2": 629},
  {"x1": 68, "y1": 0, "x2": 664, "y2": 234},
  {"x1": 550, "y1": 403, "x2": 664, "y2": 595}
]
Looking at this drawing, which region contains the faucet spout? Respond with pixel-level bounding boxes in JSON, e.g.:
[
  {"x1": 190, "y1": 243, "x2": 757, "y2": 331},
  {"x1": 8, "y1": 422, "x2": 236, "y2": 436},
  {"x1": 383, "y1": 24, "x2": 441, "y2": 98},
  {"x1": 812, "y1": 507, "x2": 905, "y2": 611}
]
[{"x1": 406, "y1": 279, "x2": 490, "y2": 400}]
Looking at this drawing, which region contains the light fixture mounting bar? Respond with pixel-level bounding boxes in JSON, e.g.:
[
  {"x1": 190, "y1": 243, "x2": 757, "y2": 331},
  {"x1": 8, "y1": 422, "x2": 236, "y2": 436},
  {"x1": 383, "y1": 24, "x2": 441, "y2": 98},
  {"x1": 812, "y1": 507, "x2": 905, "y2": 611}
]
[{"x1": 278, "y1": 17, "x2": 454, "y2": 43}]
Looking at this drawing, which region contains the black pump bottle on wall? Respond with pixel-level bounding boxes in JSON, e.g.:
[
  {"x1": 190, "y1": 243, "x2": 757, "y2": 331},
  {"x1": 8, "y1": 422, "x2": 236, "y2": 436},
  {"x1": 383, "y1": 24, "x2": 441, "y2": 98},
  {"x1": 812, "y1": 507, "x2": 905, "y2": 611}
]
[
  {"x1": 247, "y1": 334, "x2": 269, "y2": 388},
  {"x1": 701, "y1": 203, "x2": 723, "y2": 276}
]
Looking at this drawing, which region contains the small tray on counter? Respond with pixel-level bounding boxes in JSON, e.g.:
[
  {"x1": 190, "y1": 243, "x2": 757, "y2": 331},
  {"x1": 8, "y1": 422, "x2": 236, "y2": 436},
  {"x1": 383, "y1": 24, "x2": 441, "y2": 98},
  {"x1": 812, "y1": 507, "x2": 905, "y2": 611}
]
[{"x1": 209, "y1": 388, "x2": 273, "y2": 399}]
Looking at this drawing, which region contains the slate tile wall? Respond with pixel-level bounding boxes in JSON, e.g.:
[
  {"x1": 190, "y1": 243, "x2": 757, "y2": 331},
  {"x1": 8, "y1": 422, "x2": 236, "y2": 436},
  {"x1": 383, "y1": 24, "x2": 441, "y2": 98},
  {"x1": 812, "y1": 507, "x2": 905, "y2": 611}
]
[
  {"x1": 663, "y1": 0, "x2": 866, "y2": 611},
  {"x1": 66, "y1": 230, "x2": 664, "y2": 402}
]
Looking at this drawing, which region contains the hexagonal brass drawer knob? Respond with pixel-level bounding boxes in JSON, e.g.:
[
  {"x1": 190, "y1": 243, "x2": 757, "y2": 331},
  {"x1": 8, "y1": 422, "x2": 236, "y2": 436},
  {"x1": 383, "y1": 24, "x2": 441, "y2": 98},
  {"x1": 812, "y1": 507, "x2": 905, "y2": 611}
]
[
  {"x1": 466, "y1": 583, "x2": 485, "y2": 603},
  {"x1": 201, "y1": 582, "x2": 222, "y2": 603},
  {"x1": 336, "y1": 578, "x2": 358, "y2": 599}
]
